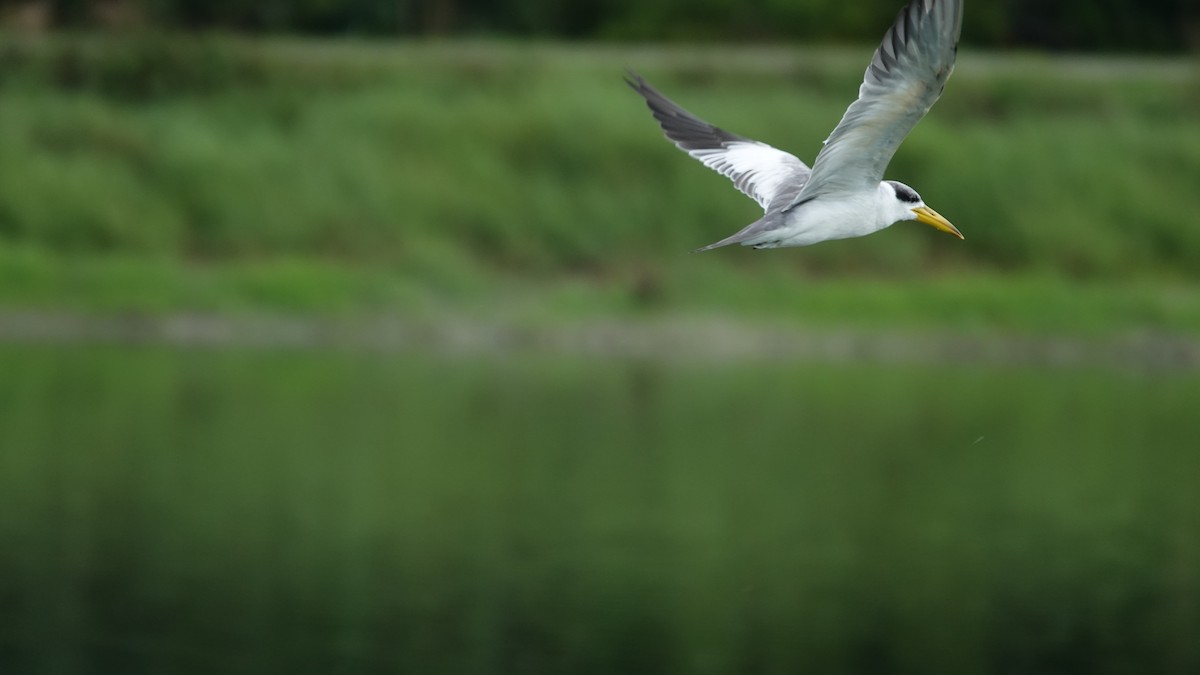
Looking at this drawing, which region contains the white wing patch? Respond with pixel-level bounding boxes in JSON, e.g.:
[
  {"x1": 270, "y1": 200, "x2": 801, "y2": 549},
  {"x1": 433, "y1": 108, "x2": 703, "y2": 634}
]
[{"x1": 686, "y1": 142, "x2": 808, "y2": 211}]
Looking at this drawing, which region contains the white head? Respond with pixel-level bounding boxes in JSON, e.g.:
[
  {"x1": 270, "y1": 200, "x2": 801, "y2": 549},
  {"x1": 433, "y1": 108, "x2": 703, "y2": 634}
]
[{"x1": 879, "y1": 180, "x2": 963, "y2": 239}]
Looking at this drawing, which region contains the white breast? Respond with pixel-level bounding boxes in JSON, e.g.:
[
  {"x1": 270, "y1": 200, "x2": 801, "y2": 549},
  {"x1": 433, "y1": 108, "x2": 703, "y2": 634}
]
[{"x1": 772, "y1": 191, "x2": 890, "y2": 247}]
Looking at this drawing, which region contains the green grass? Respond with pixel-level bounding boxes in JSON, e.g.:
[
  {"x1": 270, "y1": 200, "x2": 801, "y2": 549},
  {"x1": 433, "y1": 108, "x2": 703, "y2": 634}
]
[
  {"x1": 2, "y1": 244, "x2": 1198, "y2": 338},
  {"x1": 0, "y1": 36, "x2": 1199, "y2": 333}
]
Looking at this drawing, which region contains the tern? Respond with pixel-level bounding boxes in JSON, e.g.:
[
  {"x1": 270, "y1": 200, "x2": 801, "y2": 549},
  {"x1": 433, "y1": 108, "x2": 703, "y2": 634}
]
[{"x1": 628, "y1": 0, "x2": 964, "y2": 251}]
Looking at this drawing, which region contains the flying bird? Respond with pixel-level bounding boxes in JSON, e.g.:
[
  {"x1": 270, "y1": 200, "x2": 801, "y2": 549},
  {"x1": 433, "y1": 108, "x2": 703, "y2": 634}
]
[{"x1": 627, "y1": 0, "x2": 964, "y2": 251}]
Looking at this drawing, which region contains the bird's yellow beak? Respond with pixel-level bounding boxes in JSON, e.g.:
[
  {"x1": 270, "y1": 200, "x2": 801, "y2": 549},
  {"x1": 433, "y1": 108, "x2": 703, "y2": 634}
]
[{"x1": 912, "y1": 206, "x2": 963, "y2": 240}]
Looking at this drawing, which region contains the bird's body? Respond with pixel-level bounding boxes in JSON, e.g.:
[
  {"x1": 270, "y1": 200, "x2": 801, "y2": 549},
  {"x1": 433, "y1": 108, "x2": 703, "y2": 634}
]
[
  {"x1": 707, "y1": 182, "x2": 918, "y2": 250},
  {"x1": 628, "y1": 0, "x2": 965, "y2": 250}
]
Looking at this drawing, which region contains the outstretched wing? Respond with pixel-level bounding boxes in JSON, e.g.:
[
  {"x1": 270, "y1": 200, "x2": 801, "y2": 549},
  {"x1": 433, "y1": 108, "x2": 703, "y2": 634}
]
[
  {"x1": 786, "y1": 0, "x2": 963, "y2": 207},
  {"x1": 626, "y1": 72, "x2": 809, "y2": 211}
]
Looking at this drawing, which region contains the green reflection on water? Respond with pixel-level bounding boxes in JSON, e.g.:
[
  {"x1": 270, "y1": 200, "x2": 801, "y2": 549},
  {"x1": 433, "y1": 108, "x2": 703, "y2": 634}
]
[{"x1": 0, "y1": 346, "x2": 1197, "y2": 674}]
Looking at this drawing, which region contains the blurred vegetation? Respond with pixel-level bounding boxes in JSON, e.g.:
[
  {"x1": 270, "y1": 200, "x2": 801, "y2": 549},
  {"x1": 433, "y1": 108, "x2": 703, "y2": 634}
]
[
  {"x1": 1, "y1": 0, "x2": 1198, "y2": 51},
  {"x1": 0, "y1": 36, "x2": 1198, "y2": 330}
]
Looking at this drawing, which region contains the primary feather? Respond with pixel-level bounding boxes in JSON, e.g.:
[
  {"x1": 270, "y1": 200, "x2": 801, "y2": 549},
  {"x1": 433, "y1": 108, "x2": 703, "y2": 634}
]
[
  {"x1": 624, "y1": 73, "x2": 810, "y2": 211},
  {"x1": 786, "y1": 0, "x2": 963, "y2": 206}
]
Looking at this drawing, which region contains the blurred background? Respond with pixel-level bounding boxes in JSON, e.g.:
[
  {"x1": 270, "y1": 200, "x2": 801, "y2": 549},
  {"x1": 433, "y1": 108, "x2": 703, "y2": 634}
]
[{"x1": 1, "y1": 1, "x2": 1199, "y2": 673}]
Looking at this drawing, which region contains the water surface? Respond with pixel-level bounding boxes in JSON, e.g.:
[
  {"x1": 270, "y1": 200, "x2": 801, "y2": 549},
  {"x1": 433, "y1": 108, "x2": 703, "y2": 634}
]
[{"x1": 1, "y1": 346, "x2": 1197, "y2": 674}]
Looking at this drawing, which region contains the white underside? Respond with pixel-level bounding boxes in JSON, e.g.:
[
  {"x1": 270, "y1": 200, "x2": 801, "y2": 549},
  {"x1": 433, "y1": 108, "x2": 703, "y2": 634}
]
[{"x1": 746, "y1": 190, "x2": 893, "y2": 248}]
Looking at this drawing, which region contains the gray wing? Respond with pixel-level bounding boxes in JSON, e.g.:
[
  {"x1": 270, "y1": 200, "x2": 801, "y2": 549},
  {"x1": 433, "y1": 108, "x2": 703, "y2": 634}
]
[
  {"x1": 786, "y1": 0, "x2": 962, "y2": 207},
  {"x1": 626, "y1": 72, "x2": 810, "y2": 211}
]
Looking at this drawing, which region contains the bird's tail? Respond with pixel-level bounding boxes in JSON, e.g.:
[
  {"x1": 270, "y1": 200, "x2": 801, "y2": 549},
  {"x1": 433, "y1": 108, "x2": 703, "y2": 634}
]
[{"x1": 694, "y1": 213, "x2": 783, "y2": 252}]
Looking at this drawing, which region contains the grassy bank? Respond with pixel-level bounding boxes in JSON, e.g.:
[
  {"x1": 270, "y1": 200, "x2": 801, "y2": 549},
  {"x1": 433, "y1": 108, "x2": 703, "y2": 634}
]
[
  {"x1": 3, "y1": 245, "x2": 1200, "y2": 341},
  {"x1": 0, "y1": 37, "x2": 1198, "y2": 333}
]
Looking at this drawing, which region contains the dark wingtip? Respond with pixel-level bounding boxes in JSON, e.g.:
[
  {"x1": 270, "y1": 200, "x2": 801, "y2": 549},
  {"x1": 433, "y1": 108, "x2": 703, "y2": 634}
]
[
  {"x1": 623, "y1": 70, "x2": 749, "y2": 150},
  {"x1": 623, "y1": 68, "x2": 646, "y2": 91}
]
